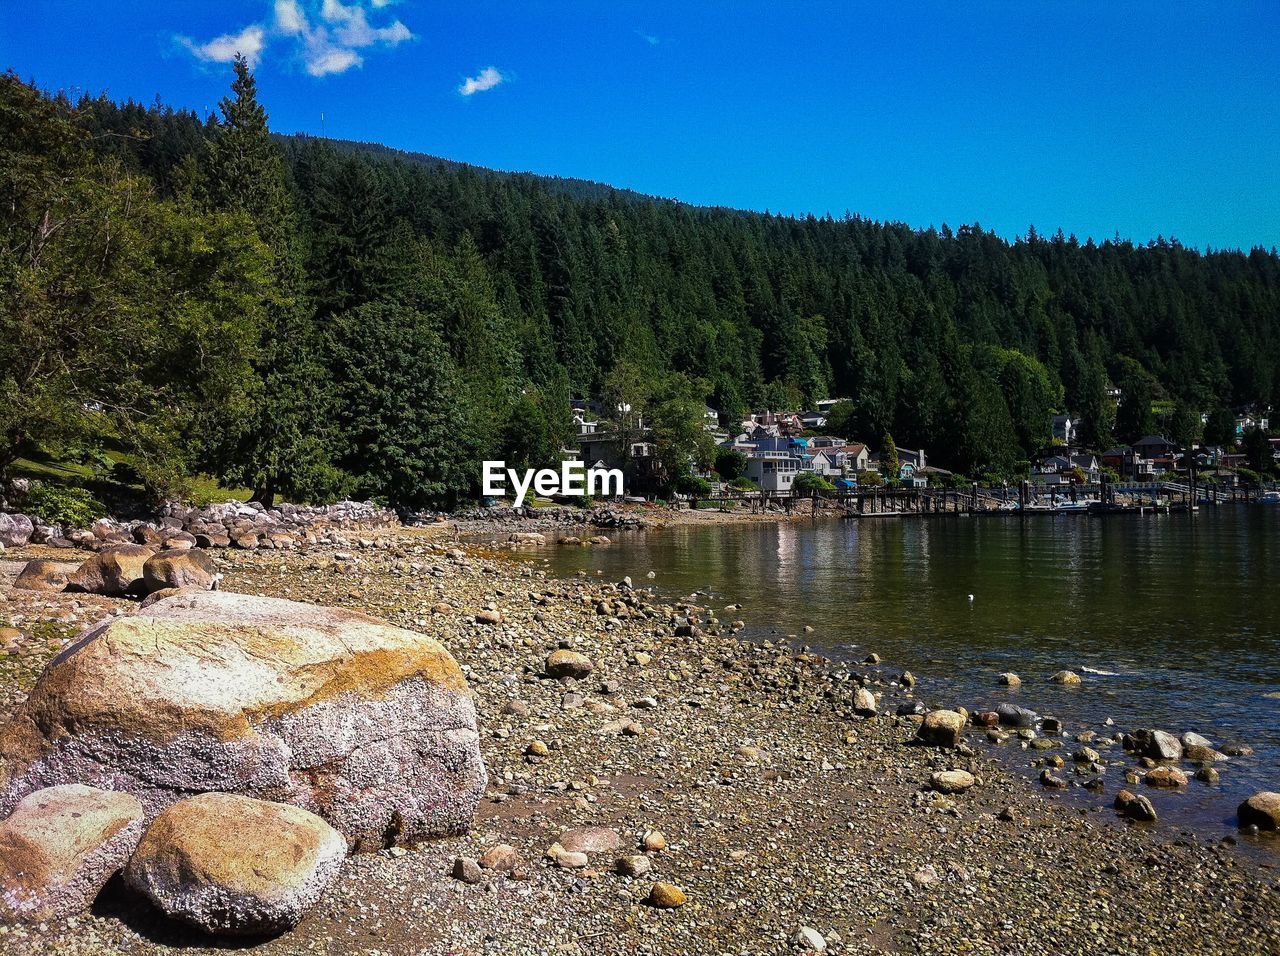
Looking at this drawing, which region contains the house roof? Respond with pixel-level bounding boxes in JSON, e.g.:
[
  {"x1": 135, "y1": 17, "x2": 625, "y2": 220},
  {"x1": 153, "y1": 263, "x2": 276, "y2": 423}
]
[{"x1": 1133, "y1": 435, "x2": 1173, "y2": 447}]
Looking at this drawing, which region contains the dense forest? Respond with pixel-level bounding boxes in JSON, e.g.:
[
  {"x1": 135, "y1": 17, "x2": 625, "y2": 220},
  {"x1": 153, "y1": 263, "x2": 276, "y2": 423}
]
[{"x1": 3, "y1": 61, "x2": 1278, "y2": 509}]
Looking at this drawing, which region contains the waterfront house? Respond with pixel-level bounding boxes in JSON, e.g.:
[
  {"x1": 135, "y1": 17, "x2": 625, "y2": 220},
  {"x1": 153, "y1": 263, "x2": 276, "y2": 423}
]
[{"x1": 1102, "y1": 445, "x2": 1157, "y2": 481}]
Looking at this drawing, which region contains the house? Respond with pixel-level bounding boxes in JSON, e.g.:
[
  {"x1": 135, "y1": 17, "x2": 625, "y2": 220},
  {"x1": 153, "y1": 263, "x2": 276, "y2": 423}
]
[
  {"x1": 798, "y1": 410, "x2": 828, "y2": 430},
  {"x1": 815, "y1": 398, "x2": 846, "y2": 414},
  {"x1": 1133, "y1": 435, "x2": 1178, "y2": 459},
  {"x1": 1235, "y1": 405, "x2": 1271, "y2": 438},
  {"x1": 1051, "y1": 415, "x2": 1076, "y2": 446},
  {"x1": 1101, "y1": 446, "x2": 1156, "y2": 481},
  {"x1": 1032, "y1": 452, "x2": 1100, "y2": 485}
]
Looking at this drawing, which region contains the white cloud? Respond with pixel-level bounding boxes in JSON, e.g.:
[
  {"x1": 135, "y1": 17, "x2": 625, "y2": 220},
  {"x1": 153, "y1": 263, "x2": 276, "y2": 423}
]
[
  {"x1": 307, "y1": 47, "x2": 362, "y2": 76},
  {"x1": 459, "y1": 66, "x2": 504, "y2": 97},
  {"x1": 275, "y1": 0, "x2": 308, "y2": 36},
  {"x1": 638, "y1": 31, "x2": 661, "y2": 46},
  {"x1": 181, "y1": 1, "x2": 411, "y2": 78},
  {"x1": 180, "y1": 25, "x2": 266, "y2": 66}
]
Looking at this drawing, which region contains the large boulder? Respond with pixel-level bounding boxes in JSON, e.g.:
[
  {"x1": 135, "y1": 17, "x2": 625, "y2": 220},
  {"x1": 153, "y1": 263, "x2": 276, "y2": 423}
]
[
  {"x1": 0, "y1": 590, "x2": 486, "y2": 850},
  {"x1": 0, "y1": 784, "x2": 145, "y2": 922},
  {"x1": 141, "y1": 548, "x2": 215, "y2": 594},
  {"x1": 1238, "y1": 791, "x2": 1280, "y2": 831},
  {"x1": 66, "y1": 543, "x2": 154, "y2": 596},
  {"x1": 124, "y1": 792, "x2": 346, "y2": 936},
  {"x1": 12, "y1": 559, "x2": 77, "y2": 592},
  {"x1": 0, "y1": 513, "x2": 34, "y2": 548}
]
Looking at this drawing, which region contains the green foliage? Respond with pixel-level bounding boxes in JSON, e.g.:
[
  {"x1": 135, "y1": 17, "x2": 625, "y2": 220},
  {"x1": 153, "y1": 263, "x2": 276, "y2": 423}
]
[
  {"x1": 714, "y1": 448, "x2": 749, "y2": 482},
  {"x1": 1242, "y1": 427, "x2": 1274, "y2": 475},
  {"x1": 328, "y1": 302, "x2": 475, "y2": 509},
  {"x1": 730, "y1": 476, "x2": 760, "y2": 491},
  {"x1": 6, "y1": 65, "x2": 1280, "y2": 509},
  {"x1": 879, "y1": 433, "x2": 900, "y2": 478},
  {"x1": 858, "y1": 470, "x2": 884, "y2": 488},
  {"x1": 22, "y1": 481, "x2": 105, "y2": 529},
  {"x1": 675, "y1": 474, "x2": 713, "y2": 498},
  {"x1": 792, "y1": 471, "x2": 835, "y2": 496}
]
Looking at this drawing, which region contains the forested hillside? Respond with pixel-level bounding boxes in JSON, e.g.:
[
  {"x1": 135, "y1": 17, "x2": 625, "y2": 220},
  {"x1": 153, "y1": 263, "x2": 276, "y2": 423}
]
[{"x1": 3, "y1": 61, "x2": 1278, "y2": 508}]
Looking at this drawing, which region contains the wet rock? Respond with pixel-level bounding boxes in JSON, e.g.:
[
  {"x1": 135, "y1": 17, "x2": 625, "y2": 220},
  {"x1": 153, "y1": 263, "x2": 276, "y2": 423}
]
[
  {"x1": 1133, "y1": 729, "x2": 1183, "y2": 762},
  {"x1": 1181, "y1": 731, "x2": 1214, "y2": 750},
  {"x1": 124, "y1": 792, "x2": 346, "y2": 936},
  {"x1": 1144, "y1": 766, "x2": 1188, "y2": 788},
  {"x1": 1184, "y1": 744, "x2": 1226, "y2": 764},
  {"x1": 995, "y1": 703, "x2": 1038, "y2": 729},
  {"x1": 545, "y1": 649, "x2": 594, "y2": 679},
  {"x1": 917, "y1": 710, "x2": 966, "y2": 747},
  {"x1": 1115, "y1": 788, "x2": 1158, "y2": 822},
  {"x1": 1051, "y1": 670, "x2": 1081, "y2": 685},
  {"x1": 1039, "y1": 770, "x2": 1068, "y2": 789},
  {"x1": 998, "y1": 672, "x2": 1021, "y2": 687},
  {"x1": 0, "y1": 784, "x2": 145, "y2": 922},
  {"x1": 1238, "y1": 792, "x2": 1280, "y2": 831},
  {"x1": 1195, "y1": 766, "x2": 1221, "y2": 785}
]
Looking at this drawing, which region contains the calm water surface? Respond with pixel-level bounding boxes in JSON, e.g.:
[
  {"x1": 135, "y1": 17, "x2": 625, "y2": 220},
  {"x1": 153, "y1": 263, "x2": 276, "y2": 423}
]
[{"x1": 539, "y1": 507, "x2": 1280, "y2": 839}]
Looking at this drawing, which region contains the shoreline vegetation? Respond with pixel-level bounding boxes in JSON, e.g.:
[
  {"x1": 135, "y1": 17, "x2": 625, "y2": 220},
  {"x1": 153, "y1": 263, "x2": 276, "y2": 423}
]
[{"x1": 1, "y1": 522, "x2": 1278, "y2": 954}]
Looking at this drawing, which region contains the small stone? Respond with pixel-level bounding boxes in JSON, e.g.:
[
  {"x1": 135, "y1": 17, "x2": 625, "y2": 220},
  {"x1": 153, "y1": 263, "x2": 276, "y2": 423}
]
[
  {"x1": 546, "y1": 649, "x2": 594, "y2": 679},
  {"x1": 929, "y1": 770, "x2": 975, "y2": 794},
  {"x1": 475, "y1": 609, "x2": 503, "y2": 625},
  {"x1": 616, "y1": 855, "x2": 652, "y2": 878},
  {"x1": 647, "y1": 881, "x2": 686, "y2": 908},
  {"x1": 479, "y1": 843, "x2": 521, "y2": 873},
  {"x1": 526, "y1": 740, "x2": 550, "y2": 757},
  {"x1": 1039, "y1": 770, "x2": 1068, "y2": 789},
  {"x1": 1115, "y1": 788, "x2": 1158, "y2": 822},
  {"x1": 794, "y1": 926, "x2": 828, "y2": 951},
  {"x1": 998, "y1": 672, "x2": 1021, "y2": 687},
  {"x1": 853, "y1": 687, "x2": 877, "y2": 717},
  {"x1": 642, "y1": 830, "x2": 667, "y2": 852},
  {"x1": 452, "y1": 857, "x2": 483, "y2": 883},
  {"x1": 1051, "y1": 670, "x2": 1081, "y2": 685},
  {"x1": 558, "y1": 827, "x2": 622, "y2": 854}
]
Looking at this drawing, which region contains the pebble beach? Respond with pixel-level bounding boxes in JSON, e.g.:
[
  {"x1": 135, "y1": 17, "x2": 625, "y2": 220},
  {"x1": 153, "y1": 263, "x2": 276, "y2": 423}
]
[{"x1": 1, "y1": 523, "x2": 1278, "y2": 955}]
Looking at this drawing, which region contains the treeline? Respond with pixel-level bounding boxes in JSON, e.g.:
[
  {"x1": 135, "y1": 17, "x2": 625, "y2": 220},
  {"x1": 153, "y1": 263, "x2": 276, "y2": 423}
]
[{"x1": 3, "y1": 62, "x2": 1278, "y2": 508}]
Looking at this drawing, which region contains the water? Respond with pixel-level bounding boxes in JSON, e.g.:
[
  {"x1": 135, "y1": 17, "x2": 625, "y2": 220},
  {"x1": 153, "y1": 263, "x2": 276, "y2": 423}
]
[{"x1": 537, "y1": 507, "x2": 1280, "y2": 838}]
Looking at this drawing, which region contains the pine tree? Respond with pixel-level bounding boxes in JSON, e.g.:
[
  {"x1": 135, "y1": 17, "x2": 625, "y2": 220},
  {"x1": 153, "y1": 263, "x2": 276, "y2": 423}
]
[{"x1": 202, "y1": 56, "x2": 334, "y2": 506}]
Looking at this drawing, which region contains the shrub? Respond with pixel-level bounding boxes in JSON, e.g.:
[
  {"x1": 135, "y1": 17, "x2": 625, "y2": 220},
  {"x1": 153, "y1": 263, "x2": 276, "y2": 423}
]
[
  {"x1": 792, "y1": 472, "x2": 835, "y2": 496},
  {"x1": 21, "y1": 481, "x2": 106, "y2": 529}
]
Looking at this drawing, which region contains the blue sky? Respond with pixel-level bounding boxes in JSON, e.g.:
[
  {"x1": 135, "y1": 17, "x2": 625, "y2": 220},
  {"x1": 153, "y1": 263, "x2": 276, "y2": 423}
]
[{"x1": 5, "y1": 2, "x2": 1279, "y2": 251}]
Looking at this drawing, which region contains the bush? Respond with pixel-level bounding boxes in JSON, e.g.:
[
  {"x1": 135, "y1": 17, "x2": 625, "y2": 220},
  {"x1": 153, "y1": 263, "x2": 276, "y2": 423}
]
[
  {"x1": 730, "y1": 476, "x2": 759, "y2": 492},
  {"x1": 792, "y1": 472, "x2": 835, "y2": 496},
  {"x1": 21, "y1": 481, "x2": 106, "y2": 529},
  {"x1": 675, "y1": 474, "x2": 713, "y2": 498}
]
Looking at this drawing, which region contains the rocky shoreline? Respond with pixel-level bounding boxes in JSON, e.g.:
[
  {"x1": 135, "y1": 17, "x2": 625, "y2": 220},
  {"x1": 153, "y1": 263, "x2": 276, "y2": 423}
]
[{"x1": 1, "y1": 525, "x2": 1278, "y2": 954}]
